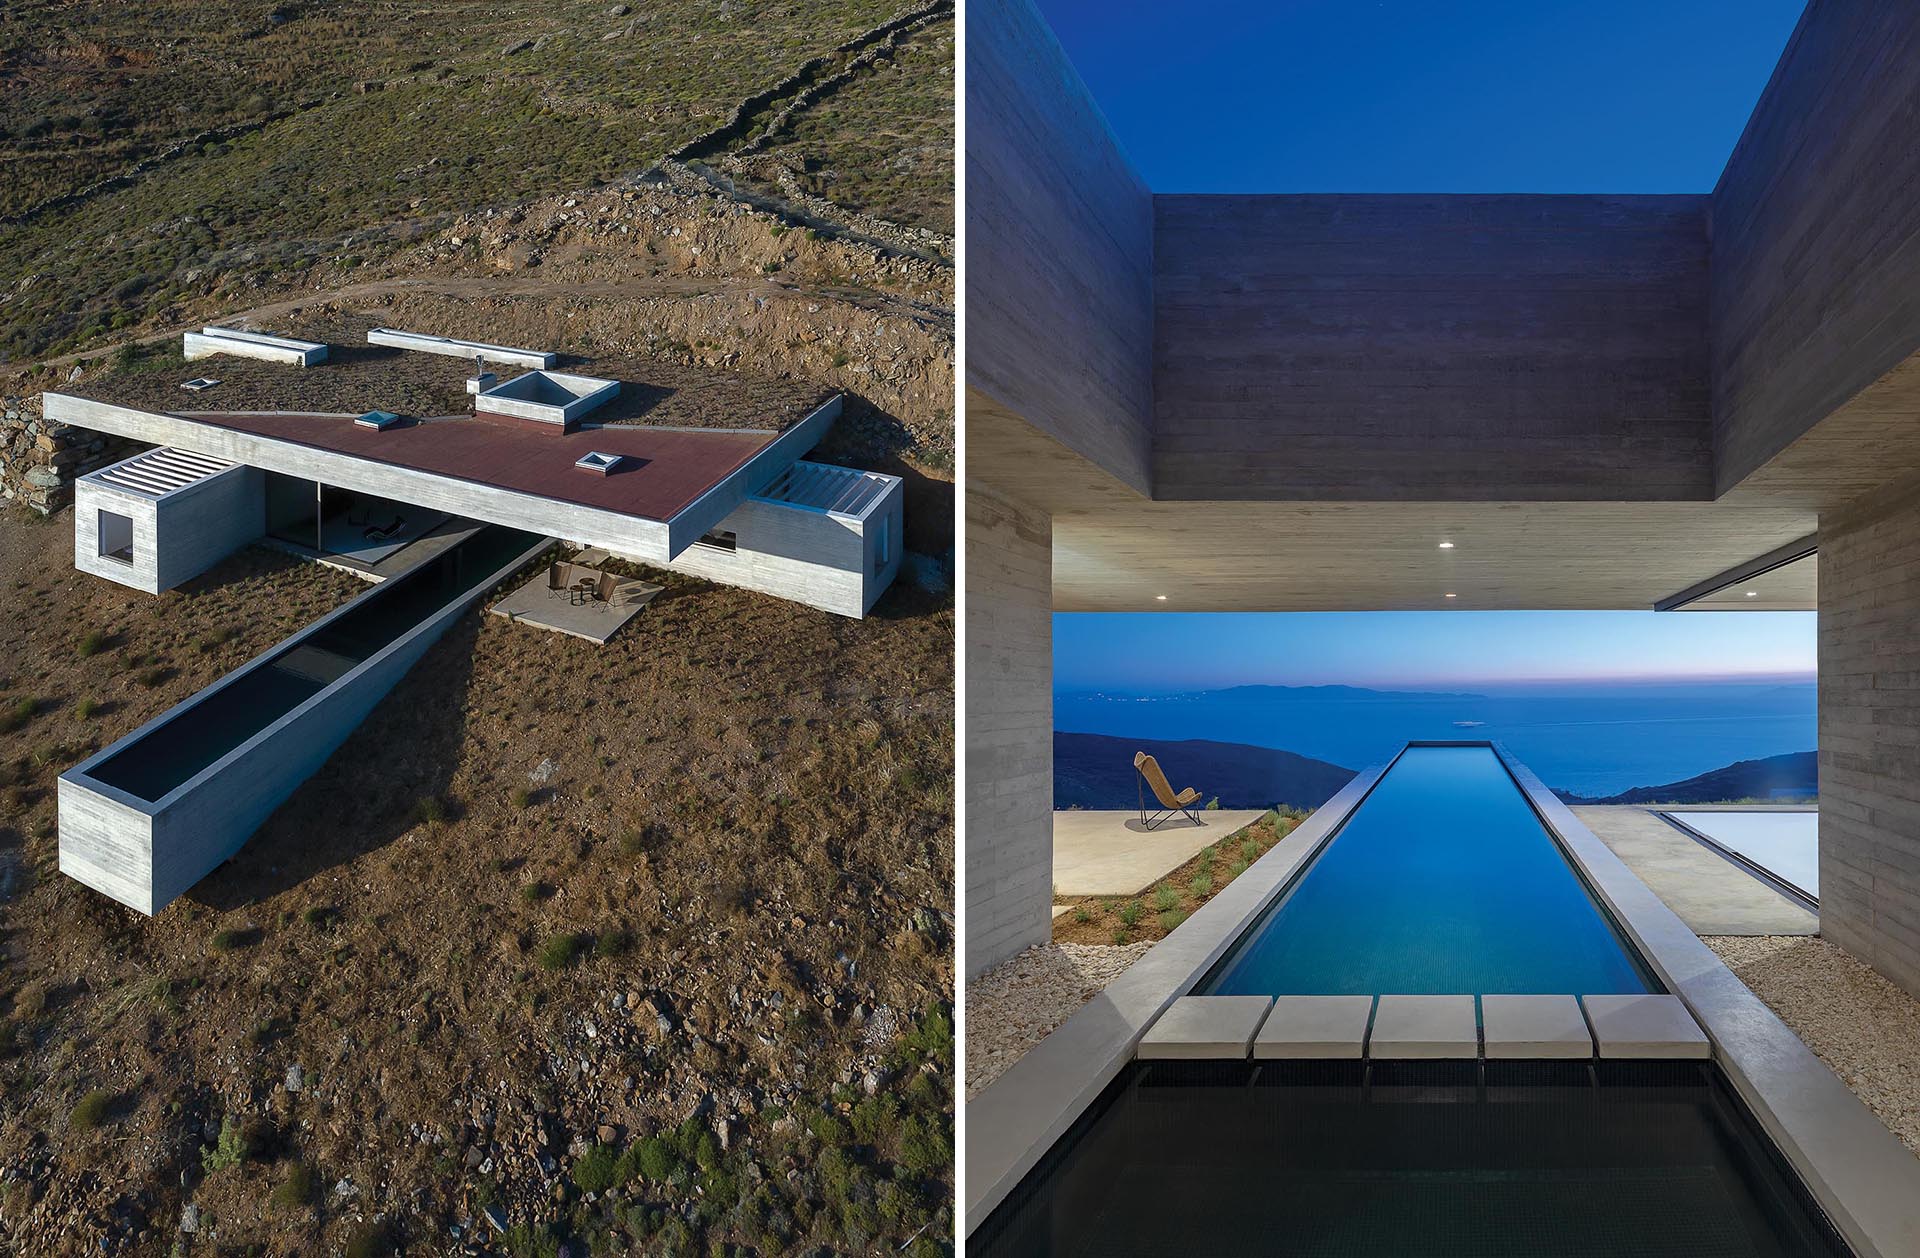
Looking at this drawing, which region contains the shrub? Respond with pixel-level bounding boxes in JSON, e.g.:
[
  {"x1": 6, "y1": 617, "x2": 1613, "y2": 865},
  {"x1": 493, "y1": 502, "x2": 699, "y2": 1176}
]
[
  {"x1": 413, "y1": 795, "x2": 447, "y2": 825},
  {"x1": 1117, "y1": 900, "x2": 1141, "y2": 928},
  {"x1": 2, "y1": 697, "x2": 36, "y2": 731},
  {"x1": 270, "y1": 1161, "x2": 314, "y2": 1210},
  {"x1": 572, "y1": 1143, "x2": 619, "y2": 1193},
  {"x1": 343, "y1": 1221, "x2": 392, "y2": 1258},
  {"x1": 1188, "y1": 872, "x2": 1213, "y2": 899},
  {"x1": 1073, "y1": 905, "x2": 1090, "y2": 923},
  {"x1": 1158, "y1": 908, "x2": 1188, "y2": 932},
  {"x1": 1205, "y1": 796, "x2": 1221, "y2": 810},
  {"x1": 75, "y1": 698, "x2": 99, "y2": 720},
  {"x1": 630, "y1": 1136, "x2": 682, "y2": 1182},
  {"x1": 519, "y1": 881, "x2": 551, "y2": 904},
  {"x1": 593, "y1": 929, "x2": 632, "y2": 959},
  {"x1": 70, "y1": 1090, "x2": 112, "y2": 1131},
  {"x1": 537, "y1": 933, "x2": 583, "y2": 970},
  {"x1": 209, "y1": 928, "x2": 250, "y2": 954},
  {"x1": 509, "y1": 786, "x2": 533, "y2": 809},
  {"x1": 202, "y1": 1114, "x2": 248, "y2": 1173},
  {"x1": 1151, "y1": 883, "x2": 1177, "y2": 912},
  {"x1": 302, "y1": 905, "x2": 335, "y2": 928},
  {"x1": 77, "y1": 631, "x2": 106, "y2": 657},
  {"x1": 1228, "y1": 858, "x2": 1249, "y2": 880},
  {"x1": 136, "y1": 667, "x2": 167, "y2": 688},
  {"x1": 1111, "y1": 927, "x2": 1130, "y2": 945},
  {"x1": 1241, "y1": 837, "x2": 1261, "y2": 862}
]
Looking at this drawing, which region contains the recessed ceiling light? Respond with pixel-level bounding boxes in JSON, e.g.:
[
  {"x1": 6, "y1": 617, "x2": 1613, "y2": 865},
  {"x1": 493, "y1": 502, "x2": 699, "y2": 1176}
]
[
  {"x1": 1745, "y1": 591, "x2": 1759, "y2": 598},
  {"x1": 1445, "y1": 593, "x2": 1457, "y2": 599},
  {"x1": 1155, "y1": 595, "x2": 1167, "y2": 601},
  {"x1": 1437, "y1": 541, "x2": 1455, "y2": 549}
]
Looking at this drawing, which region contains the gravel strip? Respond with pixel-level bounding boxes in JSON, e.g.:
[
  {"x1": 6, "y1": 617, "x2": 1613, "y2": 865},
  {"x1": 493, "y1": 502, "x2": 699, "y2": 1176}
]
[
  {"x1": 966, "y1": 941, "x2": 1152, "y2": 1099},
  {"x1": 1707, "y1": 935, "x2": 1920, "y2": 1155}
]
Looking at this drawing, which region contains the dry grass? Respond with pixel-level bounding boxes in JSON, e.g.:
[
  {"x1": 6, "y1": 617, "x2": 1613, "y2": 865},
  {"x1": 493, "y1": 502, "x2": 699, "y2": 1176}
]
[{"x1": 0, "y1": 509, "x2": 953, "y2": 1254}]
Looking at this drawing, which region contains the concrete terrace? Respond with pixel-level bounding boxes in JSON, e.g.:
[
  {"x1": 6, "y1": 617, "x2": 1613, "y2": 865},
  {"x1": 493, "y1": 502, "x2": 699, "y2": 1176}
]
[{"x1": 1051, "y1": 809, "x2": 1268, "y2": 897}]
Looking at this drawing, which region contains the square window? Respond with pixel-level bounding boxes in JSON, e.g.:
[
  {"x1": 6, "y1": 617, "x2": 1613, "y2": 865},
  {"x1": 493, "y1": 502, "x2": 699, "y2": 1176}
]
[{"x1": 98, "y1": 510, "x2": 134, "y2": 564}]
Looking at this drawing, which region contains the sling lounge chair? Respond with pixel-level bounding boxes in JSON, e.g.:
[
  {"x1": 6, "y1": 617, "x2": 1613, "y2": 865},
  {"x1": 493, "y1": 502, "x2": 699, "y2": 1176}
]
[
  {"x1": 592, "y1": 571, "x2": 618, "y2": 611},
  {"x1": 1134, "y1": 751, "x2": 1203, "y2": 830},
  {"x1": 547, "y1": 562, "x2": 571, "y2": 599},
  {"x1": 363, "y1": 516, "x2": 406, "y2": 542}
]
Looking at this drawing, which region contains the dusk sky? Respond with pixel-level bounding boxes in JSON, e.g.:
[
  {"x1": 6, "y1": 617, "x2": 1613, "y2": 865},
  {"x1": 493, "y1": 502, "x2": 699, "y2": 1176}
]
[
  {"x1": 1054, "y1": 612, "x2": 1817, "y2": 694},
  {"x1": 1035, "y1": 0, "x2": 1805, "y2": 192}
]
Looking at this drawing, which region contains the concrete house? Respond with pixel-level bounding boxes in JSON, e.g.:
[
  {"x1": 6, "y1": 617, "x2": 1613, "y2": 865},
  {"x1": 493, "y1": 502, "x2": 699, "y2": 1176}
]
[
  {"x1": 966, "y1": 0, "x2": 1920, "y2": 1252},
  {"x1": 51, "y1": 323, "x2": 903, "y2": 916},
  {"x1": 54, "y1": 327, "x2": 902, "y2": 618}
]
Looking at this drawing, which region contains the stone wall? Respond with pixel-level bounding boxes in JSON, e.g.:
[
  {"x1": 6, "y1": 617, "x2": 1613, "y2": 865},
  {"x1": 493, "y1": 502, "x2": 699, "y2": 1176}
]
[
  {"x1": 1818, "y1": 478, "x2": 1920, "y2": 999},
  {"x1": 1, "y1": 394, "x2": 144, "y2": 515},
  {"x1": 964, "y1": 481, "x2": 1054, "y2": 976}
]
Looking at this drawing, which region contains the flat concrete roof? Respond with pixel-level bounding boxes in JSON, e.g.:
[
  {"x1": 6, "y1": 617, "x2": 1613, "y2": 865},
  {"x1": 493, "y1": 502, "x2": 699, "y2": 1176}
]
[{"x1": 171, "y1": 408, "x2": 772, "y2": 524}]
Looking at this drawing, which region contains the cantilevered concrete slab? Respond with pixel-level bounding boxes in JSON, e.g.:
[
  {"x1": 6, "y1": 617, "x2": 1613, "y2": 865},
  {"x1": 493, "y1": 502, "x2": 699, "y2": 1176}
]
[
  {"x1": 1369, "y1": 995, "x2": 1478, "y2": 1059},
  {"x1": 1252, "y1": 995, "x2": 1374, "y2": 1060},
  {"x1": 1583, "y1": 994, "x2": 1710, "y2": 1060},
  {"x1": 1481, "y1": 995, "x2": 1593, "y2": 1060},
  {"x1": 1136, "y1": 995, "x2": 1271, "y2": 1060}
]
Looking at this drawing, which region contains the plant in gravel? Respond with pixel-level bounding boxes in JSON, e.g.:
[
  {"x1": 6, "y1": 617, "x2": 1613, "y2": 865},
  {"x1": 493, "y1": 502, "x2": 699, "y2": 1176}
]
[
  {"x1": 1228, "y1": 858, "x2": 1249, "y2": 880},
  {"x1": 270, "y1": 1160, "x2": 314, "y2": 1210},
  {"x1": 519, "y1": 880, "x2": 552, "y2": 904},
  {"x1": 1158, "y1": 908, "x2": 1188, "y2": 933},
  {"x1": 1151, "y1": 883, "x2": 1178, "y2": 913},
  {"x1": 413, "y1": 794, "x2": 448, "y2": 825},
  {"x1": 537, "y1": 932, "x2": 583, "y2": 970},
  {"x1": 628, "y1": 1135, "x2": 683, "y2": 1183},
  {"x1": 70, "y1": 1089, "x2": 112, "y2": 1131},
  {"x1": 136, "y1": 666, "x2": 167, "y2": 688},
  {"x1": 1073, "y1": 905, "x2": 1091, "y2": 923},
  {"x1": 1241, "y1": 836, "x2": 1261, "y2": 862},
  {"x1": 209, "y1": 928, "x2": 248, "y2": 953},
  {"x1": 1117, "y1": 899, "x2": 1141, "y2": 928},
  {"x1": 77, "y1": 630, "x2": 105, "y2": 657},
  {"x1": 1188, "y1": 872, "x2": 1213, "y2": 899},
  {"x1": 1112, "y1": 926, "x2": 1131, "y2": 944},
  {"x1": 593, "y1": 928, "x2": 632, "y2": 959},
  {"x1": 74, "y1": 698, "x2": 99, "y2": 720},
  {"x1": 509, "y1": 786, "x2": 533, "y2": 809},
  {"x1": 302, "y1": 905, "x2": 336, "y2": 928}
]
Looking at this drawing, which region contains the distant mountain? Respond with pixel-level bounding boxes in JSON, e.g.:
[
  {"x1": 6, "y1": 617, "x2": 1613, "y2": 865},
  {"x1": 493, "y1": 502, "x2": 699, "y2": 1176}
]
[
  {"x1": 1193, "y1": 683, "x2": 1487, "y2": 702},
  {"x1": 1055, "y1": 732, "x2": 1356, "y2": 811},
  {"x1": 1558, "y1": 750, "x2": 1817, "y2": 805}
]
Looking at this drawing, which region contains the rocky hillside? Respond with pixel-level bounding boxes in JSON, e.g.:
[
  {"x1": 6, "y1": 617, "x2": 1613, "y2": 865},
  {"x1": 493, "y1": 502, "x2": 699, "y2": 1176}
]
[{"x1": 1055, "y1": 732, "x2": 1355, "y2": 812}]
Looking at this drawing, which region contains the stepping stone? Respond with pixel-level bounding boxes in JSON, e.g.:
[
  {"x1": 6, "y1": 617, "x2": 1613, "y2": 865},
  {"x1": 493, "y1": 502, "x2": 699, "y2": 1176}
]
[
  {"x1": 1369, "y1": 994, "x2": 1478, "y2": 1059},
  {"x1": 1253, "y1": 995, "x2": 1375, "y2": 1059},
  {"x1": 1481, "y1": 994, "x2": 1592, "y2": 1059},
  {"x1": 1137, "y1": 995, "x2": 1272, "y2": 1060},
  {"x1": 1582, "y1": 994, "x2": 1710, "y2": 1059}
]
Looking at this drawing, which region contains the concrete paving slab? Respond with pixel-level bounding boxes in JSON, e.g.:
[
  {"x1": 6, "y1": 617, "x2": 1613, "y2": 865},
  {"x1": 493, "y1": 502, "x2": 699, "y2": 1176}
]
[
  {"x1": 1253, "y1": 995, "x2": 1375, "y2": 1059},
  {"x1": 1573, "y1": 806, "x2": 1816, "y2": 935},
  {"x1": 1370, "y1": 994, "x2": 1479, "y2": 1059},
  {"x1": 490, "y1": 568, "x2": 660, "y2": 644},
  {"x1": 1582, "y1": 993, "x2": 1710, "y2": 1059},
  {"x1": 1137, "y1": 995, "x2": 1272, "y2": 1060},
  {"x1": 1481, "y1": 994, "x2": 1593, "y2": 1059},
  {"x1": 1052, "y1": 809, "x2": 1269, "y2": 897}
]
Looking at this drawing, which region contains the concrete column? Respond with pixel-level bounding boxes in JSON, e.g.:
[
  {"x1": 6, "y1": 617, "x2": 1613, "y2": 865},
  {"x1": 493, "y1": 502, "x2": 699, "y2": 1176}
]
[
  {"x1": 1819, "y1": 484, "x2": 1920, "y2": 997},
  {"x1": 965, "y1": 481, "x2": 1054, "y2": 976}
]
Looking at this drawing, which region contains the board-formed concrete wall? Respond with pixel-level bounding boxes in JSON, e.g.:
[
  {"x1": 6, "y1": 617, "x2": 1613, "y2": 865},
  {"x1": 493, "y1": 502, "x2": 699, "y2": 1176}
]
[
  {"x1": 1817, "y1": 483, "x2": 1920, "y2": 998},
  {"x1": 59, "y1": 532, "x2": 548, "y2": 915},
  {"x1": 73, "y1": 465, "x2": 264, "y2": 594},
  {"x1": 643, "y1": 469, "x2": 902, "y2": 618},
  {"x1": 965, "y1": 482, "x2": 1054, "y2": 976}
]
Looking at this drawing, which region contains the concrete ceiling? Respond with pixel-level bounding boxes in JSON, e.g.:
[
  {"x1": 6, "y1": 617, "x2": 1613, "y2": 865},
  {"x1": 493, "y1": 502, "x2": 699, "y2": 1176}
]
[{"x1": 1670, "y1": 551, "x2": 1816, "y2": 611}]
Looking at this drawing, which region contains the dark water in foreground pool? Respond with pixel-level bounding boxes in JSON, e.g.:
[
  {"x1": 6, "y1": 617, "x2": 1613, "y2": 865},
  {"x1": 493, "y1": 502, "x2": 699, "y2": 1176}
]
[
  {"x1": 1205, "y1": 744, "x2": 1652, "y2": 996},
  {"x1": 975, "y1": 1062, "x2": 1849, "y2": 1258}
]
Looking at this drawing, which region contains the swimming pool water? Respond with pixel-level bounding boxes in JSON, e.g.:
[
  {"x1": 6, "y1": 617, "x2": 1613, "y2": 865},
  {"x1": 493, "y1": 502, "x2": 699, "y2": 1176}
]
[{"x1": 1205, "y1": 744, "x2": 1653, "y2": 996}]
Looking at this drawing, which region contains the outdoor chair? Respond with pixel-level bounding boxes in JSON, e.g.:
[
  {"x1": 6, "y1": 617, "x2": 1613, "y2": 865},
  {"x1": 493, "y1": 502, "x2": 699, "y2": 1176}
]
[
  {"x1": 593, "y1": 572, "x2": 618, "y2": 611},
  {"x1": 546, "y1": 562, "x2": 570, "y2": 599},
  {"x1": 1134, "y1": 751, "x2": 1204, "y2": 830},
  {"x1": 363, "y1": 516, "x2": 405, "y2": 542}
]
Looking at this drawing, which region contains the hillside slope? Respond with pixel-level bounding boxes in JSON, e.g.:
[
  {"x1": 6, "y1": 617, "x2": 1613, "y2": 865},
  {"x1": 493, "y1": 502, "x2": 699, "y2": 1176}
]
[
  {"x1": 1055, "y1": 732, "x2": 1355, "y2": 812},
  {"x1": 1559, "y1": 750, "x2": 1817, "y2": 804}
]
